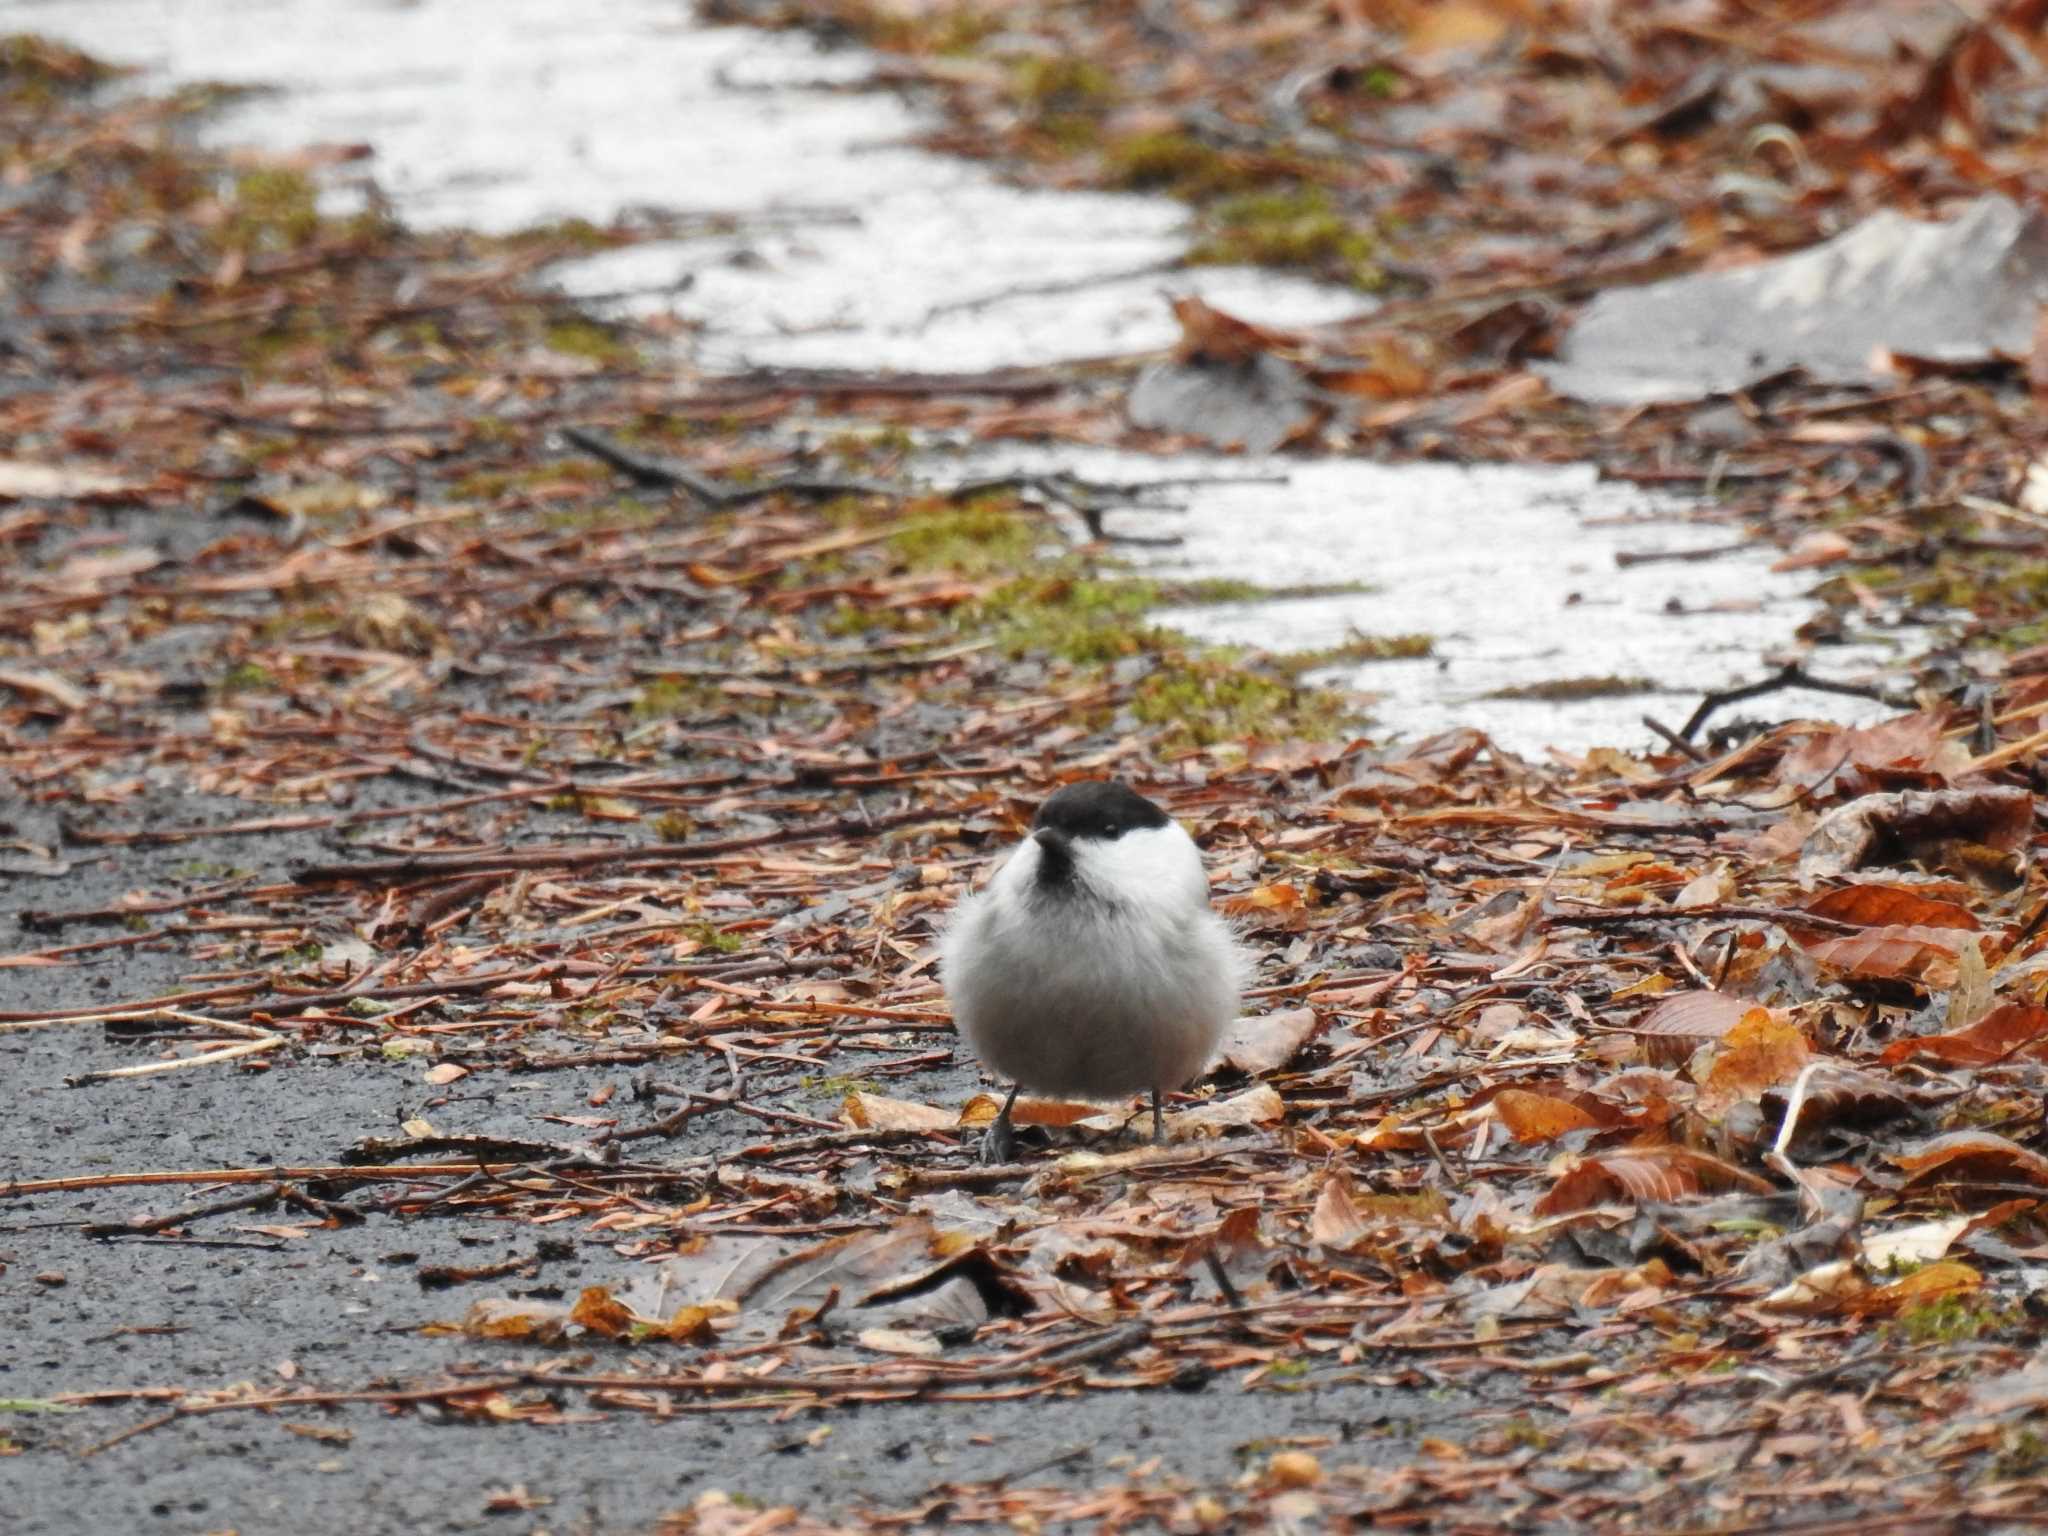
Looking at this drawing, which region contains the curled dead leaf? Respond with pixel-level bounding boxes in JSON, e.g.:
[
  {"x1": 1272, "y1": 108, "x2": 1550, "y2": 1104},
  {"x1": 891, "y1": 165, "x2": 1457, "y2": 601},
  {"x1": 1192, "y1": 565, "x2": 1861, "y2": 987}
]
[
  {"x1": 1534, "y1": 1146, "x2": 1772, "y2": 1216},
  {"x1": 1879, "y1": 1000, "x2": 2048, "y2": 1067},
  {"x1": 1216, "y1": 1006, "x2": 1323, "y2": 1075},
  {"x1": 1895, "y1": 1130, "x2": 2048, "y2": 1192}
]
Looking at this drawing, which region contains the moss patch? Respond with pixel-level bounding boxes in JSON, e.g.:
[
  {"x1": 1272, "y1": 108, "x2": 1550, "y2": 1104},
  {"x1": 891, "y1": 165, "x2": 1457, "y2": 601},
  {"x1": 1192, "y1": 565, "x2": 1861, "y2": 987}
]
[
  {"x1": 888, "y1": 498, "x2": 1041, "y2": 575},
  {"x1": 1482, "y1": 675, "x2": 1654, "y2": 702},
  {"x1": 1134, "y1": 651, "x2": 1358, "y2": 747},
  {"x1": 1189, "y1": 187, "x2": 1379, "y2": 287}
]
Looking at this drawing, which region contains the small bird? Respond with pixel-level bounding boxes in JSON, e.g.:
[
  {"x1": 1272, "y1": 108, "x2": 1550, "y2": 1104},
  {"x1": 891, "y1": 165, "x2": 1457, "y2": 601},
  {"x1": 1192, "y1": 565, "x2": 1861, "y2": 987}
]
[{"x1": 940, "y1": 780, "x2": 1247, "y2": 1163}]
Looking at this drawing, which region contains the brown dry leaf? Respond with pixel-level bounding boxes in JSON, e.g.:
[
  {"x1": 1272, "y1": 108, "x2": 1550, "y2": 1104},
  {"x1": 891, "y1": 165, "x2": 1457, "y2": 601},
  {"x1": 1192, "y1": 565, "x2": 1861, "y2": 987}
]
[
  {"x1": 958, "y1": 1092, "x2": 1102, "y2": 1130},
  {"x1": 1216, "y1": 1006, "x2": 1323, "y2": 1075},
  {"x1": 1169, "y1": 1083, "x2": 1285, "y2": 1134},
  {"x1": 1310, "y1": 1173, "x2": 1369, "y2": 1249},
  {"x1": 1799, "y1": 785, "x2": 2032, "y2": 881},
  {"x1": 1770, "y1": 531, "x2": 1853, "y2": 572},
  {"x1": 1864, "y1": 1259, "x2": 1983, "y2": 1313},
  {"x1": 1776, "y1": 713, "x2": 1963, "y2": 792},
  {"x1": 1227, "y1": 881, "x2": 1305, "y2": 912},
  {"x1": 1693, "y1": 1009, "x2": 1811, "y2": 1119},
  {"x1": 1799, "y1": 923, "x2": 1975, "y2": 986},
  {"x1": 0, "y1": 668, "x2": 88, "y2": 713},
  {"x1": 568, "y1": 1285, "x2": 637, "y2": 1339},
  {"x1": 1895, "y1": 1130, "x2": 2048, "y2": 1191},
  {"x1": 1880, "y1": 1000, "x2": 2048, "y2": 1067},
  {"x1": 1491, "y1": 1088, "x2": 1612, "y2": 1143},
  {"x1": 1535, "y1": 1146, "x2": 1773, "y2": 1216},
  {"x1": 1633, "y1": 990, "x2": 1755, "y2": 1042},
  {"x1": 1168, "y1": 294, "x2": 1301, "y2": 365},
  {"x1": 843, "y1": 1091, "x2": 956, "y2": 1132},
  {"x1": 1632, "y1": 989, "x2": 1758, "y2": 1066},
  {"x1": 456, "y1": 1297, "x2": 571, "y2": 1342},
  {"x1": 1802, "y1": 882, "x2": 1980, "y2": 932}
]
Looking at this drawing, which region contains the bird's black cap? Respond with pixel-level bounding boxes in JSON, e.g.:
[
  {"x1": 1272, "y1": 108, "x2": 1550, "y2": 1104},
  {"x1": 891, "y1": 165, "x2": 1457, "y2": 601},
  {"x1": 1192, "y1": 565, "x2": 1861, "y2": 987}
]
[{"x1": 1031, "y1": 780, "x2": 1171, "y2": 842}]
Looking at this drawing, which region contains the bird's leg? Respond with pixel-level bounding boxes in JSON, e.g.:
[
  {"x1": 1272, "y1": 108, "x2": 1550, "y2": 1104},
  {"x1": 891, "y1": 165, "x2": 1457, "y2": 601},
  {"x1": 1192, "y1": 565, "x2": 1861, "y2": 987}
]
[
  {"x1": 981, "y1": 1084, "x2": 1020, "y2": 1165},
  {"x1": 1151, "y1": 1087, "x2": 1167, "y2": 1146}
]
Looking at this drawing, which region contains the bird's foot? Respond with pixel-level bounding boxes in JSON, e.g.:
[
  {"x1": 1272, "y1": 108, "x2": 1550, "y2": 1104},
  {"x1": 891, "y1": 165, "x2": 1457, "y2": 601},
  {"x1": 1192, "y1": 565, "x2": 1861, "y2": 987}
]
[
  {"x1": 979, "y1": 1117, "x2": 1015, "y2": 1165},
  {"x1": 1150, "y1": 1087, "x2": 1168, "y2": 1146},
  {"x1": 980, "y1": 1086, "x2": 1020, "y2": 1164}
]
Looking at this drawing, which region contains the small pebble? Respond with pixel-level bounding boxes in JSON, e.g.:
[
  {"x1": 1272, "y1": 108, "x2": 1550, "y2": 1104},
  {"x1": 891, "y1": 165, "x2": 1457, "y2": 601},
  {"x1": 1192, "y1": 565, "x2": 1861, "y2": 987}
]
[{"x1": 33, "y1": 1271, "x2": 66, "y2": 1287}]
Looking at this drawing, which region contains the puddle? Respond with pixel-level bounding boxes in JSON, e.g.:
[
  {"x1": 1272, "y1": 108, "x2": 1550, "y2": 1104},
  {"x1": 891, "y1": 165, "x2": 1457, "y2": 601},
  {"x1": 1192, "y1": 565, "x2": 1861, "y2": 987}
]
[
  {"x1": 11, "y1": 0, "x2": 1922, "y2": 752},
  {"x1": 11, "y1": 0, "x2": 1366, "y2": 372},
  {"x1": 946, "y1": 446, "x2": 1922, "y2": 754}
]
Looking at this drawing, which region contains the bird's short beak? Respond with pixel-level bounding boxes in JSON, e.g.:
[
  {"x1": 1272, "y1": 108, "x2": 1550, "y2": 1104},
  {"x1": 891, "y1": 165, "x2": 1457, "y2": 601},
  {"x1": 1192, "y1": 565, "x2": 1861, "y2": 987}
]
[{"x1": 1032, "y1": 826, "x2": 1075, "y2": 885}]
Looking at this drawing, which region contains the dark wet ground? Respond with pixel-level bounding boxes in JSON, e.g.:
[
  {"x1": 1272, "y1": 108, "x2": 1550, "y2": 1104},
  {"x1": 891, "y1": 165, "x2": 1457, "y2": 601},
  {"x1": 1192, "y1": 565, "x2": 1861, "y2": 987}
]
[{"x1": 1, "y1": 802, "x2": 1501, "y2": 1535}]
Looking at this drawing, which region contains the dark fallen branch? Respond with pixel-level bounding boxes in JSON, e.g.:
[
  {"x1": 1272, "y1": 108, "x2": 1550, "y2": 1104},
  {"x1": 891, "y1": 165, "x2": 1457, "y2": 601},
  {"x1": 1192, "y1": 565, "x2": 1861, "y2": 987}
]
[
  {"x1": 1678, "y1": 663, "x2": 1917, "y2": 742},
  {"x1": 561, "y1": 425, "x2": 1285, "y2": 543},
  {"x1": 80, "y1": 1184, "x2": 281, "y2": 1238}
]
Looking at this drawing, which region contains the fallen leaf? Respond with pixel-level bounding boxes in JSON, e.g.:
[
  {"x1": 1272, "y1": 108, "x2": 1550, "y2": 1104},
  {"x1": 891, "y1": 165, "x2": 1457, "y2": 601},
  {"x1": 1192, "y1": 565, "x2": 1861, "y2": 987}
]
[
  {"x1": 1216, "y1": 1006, "x2": 1323, "y2": 1074},
  {"x1": 1535, "y1": 1146, "x2": 1773, "y2": 1216},
  {"x1": 1491, "y1": 1088, "x2": 1613, "y2": 1143},
  {"x1": 843, "y1": 1091, "x2": 956, "y2": 1132},
  {"x1": 1799, "y1": 924, "x2": 1976, "y2": 986},
  {"x1": 1895, "y1": 1130, "x2": 2048, "y2": 1192},
  {"x1": 1880, "y1": 1000, "x2": 2048, "y2": 1067},
  {"x1": 1692, "y1": 1009, "x2": 1810, "y2": 1118}
]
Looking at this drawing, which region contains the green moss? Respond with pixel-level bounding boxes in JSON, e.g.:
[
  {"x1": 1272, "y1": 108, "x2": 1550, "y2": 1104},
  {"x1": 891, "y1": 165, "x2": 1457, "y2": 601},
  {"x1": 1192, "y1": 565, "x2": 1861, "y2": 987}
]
[
  {"x1": 0, "y1": 34, "x2": 120, "y2": 96},
  {"x1": 850, "y1": 2, "x2": 997, "y2": 55},
  {"x1": 1482, "y1": 674, "x2": 1654, "y2": 702},
  {"x1": 973, "y1": 572, "x2": 1162, "y2": 664},
  {"x1": 633, "y1": 676, "x2": 720, "y2": 720},
  {"x1": 1190, "y1": 188, "x2": 1379, "y2": 287},
  {"x1": 653, "y1": 811, "x2": 695, "y2": 841},
  {"x1": 497, "y1": 217, "x2": 621, "y2": 255},
  {"x1": 220, "y1": 661, "x2": 276, "y2": 695},
  {"x1": 1277, "y1": 633, "x2": 1434, "y2": 673},
  {"x1": 686, "y1": 922, "x2": 743, "y2": 955},
  {"x1": 1009, "y1": 54, "x2": 1117, "y2": 109},
  {"x1": 1134, "y1": 651, "x2": 1358, "y2": 747},
  {"x1": 1500, "y1": 1418, "x2": 1557, "y2": 1450},
  {"x1": 1996, "y1": 1425, "x2": 2048, "y2": 1479},
  {"x1": 801, "y1": 1073, "x2": 880, "y2": 1099},
  {"x1": 1889, "y1": 1293, "x2": 2019, "y2": 1346},
  {"x1": 544, "y1": 319, "x2": 637, "y2": 367},
  {"x1": 1009, "y1": 54, "x2": 1119, "y2": 149},
  {"x1": 1105, "y1": 130, "x2": 1245, "y2": 198},
  {"x1": 888, "y1": 499, "x2": 1040, "y2": 575},
  {"x1": 227, "y1": 166, "x2": 321, "y2": 254},
  {"x1": 254, "y1": 603, "x2": 338, "y2": 642}
]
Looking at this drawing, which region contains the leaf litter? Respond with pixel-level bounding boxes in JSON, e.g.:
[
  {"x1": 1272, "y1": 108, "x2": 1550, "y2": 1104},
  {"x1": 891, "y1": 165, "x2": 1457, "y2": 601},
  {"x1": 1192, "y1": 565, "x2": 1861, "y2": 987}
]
[{"x1": 10, "y1": 7, "x2": 2048, "y2": 1533}]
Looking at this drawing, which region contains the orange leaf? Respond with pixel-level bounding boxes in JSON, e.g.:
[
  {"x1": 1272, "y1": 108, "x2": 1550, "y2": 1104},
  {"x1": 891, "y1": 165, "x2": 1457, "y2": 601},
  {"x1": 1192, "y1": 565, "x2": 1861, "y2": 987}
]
[
  {"x1": 1169, "y1": 295, "x2": 1298, "y2": 365},
  {"x1": 1802, "y1": 883, "x2": 1980, "y2": 932},
  {"x1": 1534, "y1": 1146, "x2": 1772, "y2": 1216},
  {"x1": 1694, "y1": 1010, "x2": 1810, "y2": 1118},
  {"x1": 1865, "y1": 1259, "x2": 1983, "y2": 1314},
  {"x1": 1800, "y1": 924, "x2": 1974, "y2": 986},
  {"x1": 1896, "y1": 1130, "x2": 2048, "y2": 1190},
  {"x1": 844, "y1": 1091, "x2": 956, "y2": 1132},
  {"x1": 569, "y1": 1286, "x2": 636, "y2": 1340},
  {"x1": 1881, "y1": 1001, "x2": 2048, "y2": 1067},
  {"x1": 1492, "y1": 1089, "x2": 1608, "y2": 1143}
]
